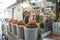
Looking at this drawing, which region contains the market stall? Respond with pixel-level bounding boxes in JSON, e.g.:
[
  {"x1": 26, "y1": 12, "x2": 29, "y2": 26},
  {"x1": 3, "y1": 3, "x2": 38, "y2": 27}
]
[{"x1": 5, "y1": 0, "x2": 57, "y2": 40}]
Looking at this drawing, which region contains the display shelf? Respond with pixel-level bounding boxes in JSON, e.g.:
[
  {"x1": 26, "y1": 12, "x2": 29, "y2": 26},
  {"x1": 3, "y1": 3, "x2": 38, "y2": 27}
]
[
  {"x1": 38, "y1": 28, "x2": 51, "y2": 38},
  {"x1": 7, "y1": 24, "x2": 51, "y2": 40},
  {"x1": 17, "y1": 25, "x2": 24, "y2": 40},
  {"x1": 11, "y1": 24, "x2": 17, "y2": 36},
  {"x1": 8, "y1": 23, "x2": 12, "y2": 32},
  {"x1": 7, "y1": 30, "x2": 17, "y2": 40},
  {"x1": 41, "y1": 31, "x2": 51, "y2": 38},
  {"x1": 7, "y1": 30, "x2": 17, "y2": 37},
  {"x1": 7, "y1": 23, "x2": 10, "y2": 32},
  {"x1": 7, "y1": 23, "x2": 24, "y2": 40},
  {"x1": 7, "y1": 29, "x2": 24, "y2": 40}
]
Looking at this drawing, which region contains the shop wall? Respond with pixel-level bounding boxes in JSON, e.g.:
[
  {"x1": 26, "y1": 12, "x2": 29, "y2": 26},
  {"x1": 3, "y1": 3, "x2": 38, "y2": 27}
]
[
  {"x1": 14, "y1": 3, "x2": 23, "y2": 20},
  {"x1": 7, "y1": 8, "x2": 13, "y2": 18},
  {"x1": 7, "y1": 4, "x2": 16, "y2": 19},
  {"x1": 17, "y1": 6, "x2": 23, "y2": 20},
  {"x1": 7, "y1": 2, "x2": 23, "y2": 20},
  {"x1": 13, "y1": 3, "x2": 20, "y2": 20}
]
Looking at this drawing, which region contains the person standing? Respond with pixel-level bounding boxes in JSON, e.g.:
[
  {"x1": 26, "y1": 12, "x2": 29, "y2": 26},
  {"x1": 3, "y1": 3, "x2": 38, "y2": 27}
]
[
  {"x1": 45, "y1": 16, "x2": 53, "y2": 32},
  {"x1": 24, "y1": 12, "x2": 30, "y2": 24}
]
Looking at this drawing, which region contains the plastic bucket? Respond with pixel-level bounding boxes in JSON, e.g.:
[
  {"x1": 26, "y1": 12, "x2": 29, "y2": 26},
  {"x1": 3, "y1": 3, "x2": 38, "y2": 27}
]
[{"x1": 24, "y1": 27, "x2": 38, "y2": 40}]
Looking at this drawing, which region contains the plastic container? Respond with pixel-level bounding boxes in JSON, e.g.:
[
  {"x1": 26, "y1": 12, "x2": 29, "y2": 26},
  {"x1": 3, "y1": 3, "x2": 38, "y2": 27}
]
[
  {"x1": 24, "y1": 27, "x2": 38, "y2": 40},
  {"x1": 17, "y1": 25, "x2": 24, "y2": 40}
]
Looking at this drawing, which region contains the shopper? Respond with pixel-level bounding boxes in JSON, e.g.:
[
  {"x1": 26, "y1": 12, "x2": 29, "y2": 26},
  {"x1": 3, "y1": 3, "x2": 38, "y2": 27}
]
[
  {"x1": 23, "y1": 11, "x2": 28, "y2": 21},
  {"x1": 45, "y1": 16, "x2": 53, "y2": 32},
  {"x1": 36, "y1": 12, "x2": 40, "y2": 23},
  {"x1": 1, "y1": 19, "x2": 5, "y2": 40},
  {"x1": 24, "y1": 12, "x2": 30, "y2": 24},
  {"x1": 39, "y1": 8, "x2": 44, "y2": 28}
]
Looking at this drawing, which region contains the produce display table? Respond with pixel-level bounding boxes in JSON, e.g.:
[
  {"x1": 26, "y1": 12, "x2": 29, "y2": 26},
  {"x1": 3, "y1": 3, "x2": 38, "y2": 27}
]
[
  {"x1": 7, "y1": 23, "x2": 24, "y2": 40},
  {"x1": 7, "y1": 23, "x2": 51, "y2": 40}
]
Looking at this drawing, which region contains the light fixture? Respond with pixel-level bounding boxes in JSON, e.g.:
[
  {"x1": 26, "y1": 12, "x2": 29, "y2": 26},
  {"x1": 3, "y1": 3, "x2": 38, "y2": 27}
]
[{"x1": 21, "y1": 2, "x2": 31, "y2": 8}]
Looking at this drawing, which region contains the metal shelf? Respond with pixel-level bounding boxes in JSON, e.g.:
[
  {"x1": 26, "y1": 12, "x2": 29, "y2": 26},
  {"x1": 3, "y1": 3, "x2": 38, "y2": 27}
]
[{"x1": 40, "y1": 31, "x2": 51, "y2": 38}]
